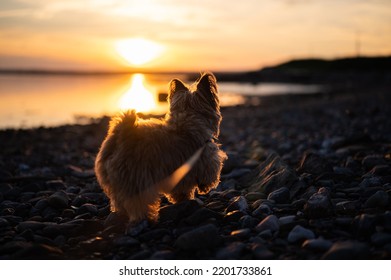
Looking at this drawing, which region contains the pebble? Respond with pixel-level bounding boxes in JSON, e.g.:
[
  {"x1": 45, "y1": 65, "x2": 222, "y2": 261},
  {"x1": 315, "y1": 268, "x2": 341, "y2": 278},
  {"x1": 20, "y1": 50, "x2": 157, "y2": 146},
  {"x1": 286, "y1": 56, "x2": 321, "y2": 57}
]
[
  {"x1": 304, "y1": 187, "x2": 333, "y2": 218},
  {"x1": 239, "y1": 215, "x2": 259, "y2": 228},
  {"x1": 251, "y1": 243, "x2": 274, "y2": 259},
  {"x1": 255, "y1": 215, "x2": 279, "y2": 233},
  {"x1": 150, "y1": 250, "x2": 175, "y2": 260},
  {"x1": 252, "y1": 203, "x2": 273, "y2": 218},
  {"x1": 288, "y1": 225, "x2": 315, "y2": 243},
  {"x1": 225, "y1": 196, "x2": 249, "y2": 213},
  {"x1": 231, "y1": 228, "x2": 251, "y2": 239},
  {"x1": 113, "y1": 236, "x2": 139, "y2": 247},
  {"x1": 302, "y1": 238, "x2": 333, "y2": 252},
  {"x1": 267, "y1": 187, "x2": 290, "y2": 204},
  {"x1": 353, "y1": 214, "x2": 378, "y2": 236},
  {"x1": 322, "y1": 241, "x2": 370, "y2": 259},
  {"x1": 77, "y1": 203, "x2": 98, "y2": 216},
  {"x1": 364, "y1": 190, "x2": 389, "y2": 209},
  {"x1": 184, "y1": 208, "x2": 222, "y2": 225},
  {"x1": 126, "y1": 220, "x2": 149, "y2": 237},
  {"x1": 175, "y1": 224, "x2": 220, "y2": 250},
  {"x1": 362, "y1": 155, "x2": 385, "y2": 170},
  {"x1": 215, "y1": 242, "x2": 246, "y2": 259},
  {"x1": 159, "y1": 200, "x2": 200, "y2": 223},
  {"x1": 48, "y1": 191, "x2": 69, "y2": 209},
  {"x1": 370, "y1": 232, "x2": 391, "y2": 247}
]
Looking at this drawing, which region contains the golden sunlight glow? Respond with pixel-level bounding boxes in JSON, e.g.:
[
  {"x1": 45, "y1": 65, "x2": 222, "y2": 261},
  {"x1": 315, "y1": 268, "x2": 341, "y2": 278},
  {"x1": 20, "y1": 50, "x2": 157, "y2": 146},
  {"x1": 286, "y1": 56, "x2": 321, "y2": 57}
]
[
  {"x1": 118, "y1": 74, "x2": 157, "y2": 112},
  {"x1": 115, "y1": 38, "x2": 164, "y2": 66}
]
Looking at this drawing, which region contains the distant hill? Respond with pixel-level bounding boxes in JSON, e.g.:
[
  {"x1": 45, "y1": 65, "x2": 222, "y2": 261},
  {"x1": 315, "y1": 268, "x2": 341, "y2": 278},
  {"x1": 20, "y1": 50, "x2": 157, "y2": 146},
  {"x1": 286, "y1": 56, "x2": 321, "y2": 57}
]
[{"x1": 215, "y1": 56, "x2": 391, "y2": 84}]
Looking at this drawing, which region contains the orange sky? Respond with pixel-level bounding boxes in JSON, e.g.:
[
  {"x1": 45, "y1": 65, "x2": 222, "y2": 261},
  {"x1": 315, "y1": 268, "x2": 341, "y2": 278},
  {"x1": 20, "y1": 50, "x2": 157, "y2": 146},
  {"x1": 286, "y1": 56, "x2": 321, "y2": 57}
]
[{"x1": 0, "y1": 0, "x2": 390, "y2": 72}]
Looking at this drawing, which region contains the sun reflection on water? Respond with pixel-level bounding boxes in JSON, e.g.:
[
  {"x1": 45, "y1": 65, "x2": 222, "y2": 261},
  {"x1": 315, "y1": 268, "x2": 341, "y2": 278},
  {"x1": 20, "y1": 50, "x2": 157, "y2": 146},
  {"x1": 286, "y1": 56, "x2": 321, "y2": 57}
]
[{"x1": 118, "y1": 74, "x2": 157, "y2": 113}]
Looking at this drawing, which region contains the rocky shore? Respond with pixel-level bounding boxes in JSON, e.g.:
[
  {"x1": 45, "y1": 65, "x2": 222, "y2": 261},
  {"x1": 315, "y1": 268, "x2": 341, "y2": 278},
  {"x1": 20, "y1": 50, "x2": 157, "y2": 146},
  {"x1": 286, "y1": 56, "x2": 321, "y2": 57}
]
[{"x1": 1, "y1": 86, "x2": 391, "y2": 259}]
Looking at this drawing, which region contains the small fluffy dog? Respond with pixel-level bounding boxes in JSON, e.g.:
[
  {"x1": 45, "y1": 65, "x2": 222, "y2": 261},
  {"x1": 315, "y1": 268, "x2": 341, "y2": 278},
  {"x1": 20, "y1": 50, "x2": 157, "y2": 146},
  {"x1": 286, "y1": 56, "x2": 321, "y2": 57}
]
[{"x1": 95, "y1": 72, "x2": 227, "y2": 222}]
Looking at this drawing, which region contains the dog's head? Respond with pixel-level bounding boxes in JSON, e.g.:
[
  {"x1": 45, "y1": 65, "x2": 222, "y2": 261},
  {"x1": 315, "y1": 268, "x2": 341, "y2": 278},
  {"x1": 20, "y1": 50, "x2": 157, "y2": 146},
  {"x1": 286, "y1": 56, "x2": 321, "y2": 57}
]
[{"x1": 168, "y1": 72, "x2": 221, "y2": 137}]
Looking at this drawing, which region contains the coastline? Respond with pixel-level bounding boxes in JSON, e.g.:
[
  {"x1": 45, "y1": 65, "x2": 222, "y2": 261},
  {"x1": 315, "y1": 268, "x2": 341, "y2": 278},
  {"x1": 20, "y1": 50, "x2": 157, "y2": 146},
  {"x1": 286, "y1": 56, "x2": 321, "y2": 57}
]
[{"x1": 0, "y1": 86, "x2": 391, "y2": 259}]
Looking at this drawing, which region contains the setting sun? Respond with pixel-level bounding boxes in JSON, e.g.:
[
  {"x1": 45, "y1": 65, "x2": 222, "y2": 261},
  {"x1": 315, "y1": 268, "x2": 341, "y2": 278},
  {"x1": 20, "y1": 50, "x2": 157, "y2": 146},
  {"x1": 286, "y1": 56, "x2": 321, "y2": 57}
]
[
  {"x1": 115, "y1": 38, "x2": 164, "y2": 66},
  {"x1": 118, "y1": 74, "x2": 157, "y2": 112}
]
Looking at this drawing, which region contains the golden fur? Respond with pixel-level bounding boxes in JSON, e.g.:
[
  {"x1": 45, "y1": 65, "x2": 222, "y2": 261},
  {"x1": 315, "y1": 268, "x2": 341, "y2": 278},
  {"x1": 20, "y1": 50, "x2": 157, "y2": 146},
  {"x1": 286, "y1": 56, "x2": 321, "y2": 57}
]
[{"x1": 95, "y1": 73, "x2": 227, "y2": 222}]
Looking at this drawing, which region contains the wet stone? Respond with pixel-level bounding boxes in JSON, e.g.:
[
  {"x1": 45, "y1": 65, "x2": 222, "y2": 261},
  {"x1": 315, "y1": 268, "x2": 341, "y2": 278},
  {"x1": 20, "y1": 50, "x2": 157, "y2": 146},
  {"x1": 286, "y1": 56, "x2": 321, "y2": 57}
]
[
  {"x1": 175, "y1": 224, "x2": 220, "y2": 250},
  {"x1": 48, "y1": 191, "x2": 69, "y2": 209},
  {"x1": 224, "y1": 210, "x2": 245, "y2": 223},
  {"x1": 364, "y1": 190, "x2": 389, "y2": 209},
  {"x1": 288, "y1": 225, "x2": 315, "y2": 243},
  {"x1": 267, "y1": 187, "x2": 290, "y2": 204},
  {"x1": 225, "y1": 196, "x2": 248, "y2": 213},
  {"x1": 302, "y1": 238, "x2": 333, "y2": 252},
  {"x1": 322, "y1": 241, "x2": 370, "y2": 260},
  {"x1": 255, "y1": 215, "x2": 279, "y2": 233},
  {"x1": 239, "y1": 215, "x2": 259, "y2": 229},
  {"x1": 215, "y1": 242, "x2": 246, "y2": 259},
  {"x1": 230, "y1": 228, "x2": 251, "y2": 239},
  {"x1": 304, "y1": 187, "x2": 333, "y2": 218}
]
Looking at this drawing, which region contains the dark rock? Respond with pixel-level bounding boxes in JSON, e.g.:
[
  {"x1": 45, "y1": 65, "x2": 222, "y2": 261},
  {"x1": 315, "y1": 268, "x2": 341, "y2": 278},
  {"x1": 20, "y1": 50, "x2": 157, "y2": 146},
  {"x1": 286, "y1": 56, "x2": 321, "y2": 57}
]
[
  {"x1": 222, "y1": 168, "x2": 251, "y2": 180},
  {"x1": 238, "y1": 152, "x2": 297, "y2": 194},
  {"x1": 71, "y1": 195, "x2": 87, "y2": 207},
  {"x1": 159, "y1": 200, "x2": 201, "y2": 223},
  {"x1": 304, "y1": 187, "x2": 333, "y2": 218},
  {"x1": 255, "y1": 215, "x2": 279, "y2": 233},
  {"x1": 371, "y1": 232, "x2": 391, "y2": 247},
  {"x1": 245, "y1": 192, "x2": 266, "y2": 202},
  {"x1": 288, "y1": 225, "x2": 315, "y2": 243},
  {"x1": 130, "y1": 250, "x2": 151, "y2": 260},
  {"x1": 126, "y1": 220, "x2": 149, "y2": 237},
  {"x1": 251, "y1": 243, "x2": 274, "y2": 259},
  {"x1": 113, "y1": 236, "x2": 139, "y2": 247},
  {"x1": 104, "y1": 212, "x2": 127, "y2": 228},
  {"x1": 252, "y1": 204, "x2": 273, "y2": 218},
  {"x1": 230, "y1": 228, "x2": 251, "y2": 239},
  {"x1": 0, "y1": 183, "x2": 12, "y2": 194},
  {"x1": 302, "y1": 238, "x2": 333, "y2": 252},
  {"x1": 278, "y1": 215, "x2": 296, "y2": 227},
  {"x1": 77, "y1": 203, "x2": 98, "y2": 216},
  {"x1": 0, "y1": 217, "x2": 9, "y2": 227},
  {"x1": 46, "y1": 180, "x2": 66, "y2": 191},
  {"x1": 12, "y1": 244, "x2": 64, "y2": 259},
  {"x1": 61, "y1": 208, "x2": 75, "y2": 219},
  {"x1": 335, "y1": 201, "x2": 358, "y2": 215},
  {"x1": 222, "y1": 151, "x2": 242, "y2": 174},
  {"x1": 225, "y1": 196, "x2": 248, "y2": 213},
  {"x1": 353, "y1": 214, "x2": 378, "y2": 237},
  {"x1": 297, "y1": 152, "x2": 333, "y2": 175},
  {"x1": 184, "y1": 208, "x2": 222, "y2": 225},
  {"x1": 364, "y1": 190, "x2": 389, "y2": 209},
  {"x1": 48, "y1": 191, "x2": 69, "y2": 209},
  {"x1": 16, "y1": 221, "x2": 47, "y2": 232},
  {"x1": 215, "y1": 242, "x2": 246, "y2": 259},
  {"x1": 175, "y1": 224, "x2": 220, "y2": 250},
  {"x1": 267, "y1": 187, "x2": 290, "y2": 204},
  {"x1": 362, "y1": 155, "x2": 385, "y2": 170},
  {"x1": 150, "y1": 250, "x2": 175, "y2": 260},
  {"x1": 139, "y1": 228, "x2": 170, "y2": 242},
  {"x1": 322, "y1": 241, "x2": 370, "y2": 259},
  {"x1": 239, "y1": 215, "x2": 259, "y2": 228},
  {"x1": 359, "y1": 177, "x2": 382, "y2": 189},
  {"x1": 224, "y1": 210, "x2": 245, "y2": 223}
]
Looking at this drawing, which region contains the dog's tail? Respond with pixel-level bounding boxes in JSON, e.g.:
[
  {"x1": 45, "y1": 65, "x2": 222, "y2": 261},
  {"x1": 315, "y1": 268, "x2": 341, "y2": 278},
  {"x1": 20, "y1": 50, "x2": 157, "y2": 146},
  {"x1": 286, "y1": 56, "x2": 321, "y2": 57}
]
[{"x1": 108, "y1": 110, "x2": 137, "y2": 137}]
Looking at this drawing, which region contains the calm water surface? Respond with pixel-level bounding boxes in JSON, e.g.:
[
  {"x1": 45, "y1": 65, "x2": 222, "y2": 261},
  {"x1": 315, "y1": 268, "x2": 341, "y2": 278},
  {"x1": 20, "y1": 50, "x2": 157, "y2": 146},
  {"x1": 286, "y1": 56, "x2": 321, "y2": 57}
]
[{"x1": 0, "y1": 73, "x2": 321, "y2": 129}]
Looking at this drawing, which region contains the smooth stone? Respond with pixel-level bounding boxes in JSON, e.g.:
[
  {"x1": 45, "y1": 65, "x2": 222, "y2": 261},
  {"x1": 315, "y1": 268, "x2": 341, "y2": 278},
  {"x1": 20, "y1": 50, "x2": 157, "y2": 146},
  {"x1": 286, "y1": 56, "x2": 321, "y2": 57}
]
[
  {"x1": 0, "y1": 183, "x2": 13, "y2": 194},
  {"x1": 46, "y1": 180, "x2": 66, "y2": 191},
  {"x1": 150, "y1": 250, "x2": 175, "y2": 260},
  {"x1": 77, "y1": 203, "x2": 98, "y2": 216},
  {"x1": 224, "y1": 210, "x2": 245, "y2": 223},
  {"x1": 222, "y1": 168, "x2": 251, "y2": 180},
  {"x1": 288, "y1": 225, "x2": 315, "y2": 243},
  {"x1": 370, "y1": 232, "x2": 391, "y2": 247},
  {"x1": 113, "y1": 236, "x2": 139, "y2": 247},
  {"x1": 255, "y1": 215, "x2": 279, "y2": 233},
  {"x1": 335, "y1": 201, "x2": 358, "y2": 214},
  {"x1": 225, "y1": 196, "x2": 249, "y2": 213},
  {"x1": 245, "y1": 192, "x2": 266, "y2": 202},
  {"x1": 239, "y1": 215, "x2": 259, "y2": 229},
  {"x1": 230, "y1": 228, "x2": 251, "y2": 239},
  {"x1": 16, "y1": 221, "x2": 47, "y2": 232},
  {"x1": 139, "y1": 228, "x2": 170, "y2": 242},
  {"x1": 251, "y1": 243, "x2": 274, "y2": 259},
  {"x1": 126, "y1": 220, "x2": 148, "y2": 237},
  {"x1": 159, "y1": 200, "x2": 201, "y2": 223},
  {"x1": 353, "y1": 214, "x2": 378, "y2": 236},
  {"x1": 215, "y1": 242, "x2": 246, "y2": 259},
  {"x1": 12, "y1": 243, "x2": 64, "y2": 259},
  {"x1": 302, "y1": 238, "x2": 333, "y2": 252},
  {"x1": 362, "y1": 155, "x2": 385, "y2": 170},
  {"x1": 175, "y1": 224, "x2": 220, "y2": 250},
  {"x1": 364, "y1": 190, "x2": 389, "y2": 209},
  {"x1": 267, "y1": 187, "x2": 290, "y2": 204},
  {"x1": 359, "y1": 177, "x2": 382, "y2": 189},
  {"x1": 322, "y1": 241, "x2": 370, "y2": 259},
  {"x1": 278, "y1": 215, "x2": 296, "y2": 226},
  {"x1": 0, "y1": 217, "x2": 9, "y2": 227},
  {"x1": 304, "y1": 187, "x2": 333, "y2": 218},
  {"x1": 184, "y1": 208, "x2": 222, "y2": 225},
  {"x1": 48, "y1": 191, "x2": 69, "y2": 209},
  {"x1": 252, "y1": 204, "x2": 273, "y2": 218},
  {"x1": 298, "y1": 152, "x2": 333, "y2": 175}
]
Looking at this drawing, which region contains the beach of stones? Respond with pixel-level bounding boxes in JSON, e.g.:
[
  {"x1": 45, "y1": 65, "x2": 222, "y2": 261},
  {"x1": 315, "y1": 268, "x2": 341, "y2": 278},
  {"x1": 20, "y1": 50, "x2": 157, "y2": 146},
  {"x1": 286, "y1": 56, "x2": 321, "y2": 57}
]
[{"x1": 0, "y1": 89, "x2": 390, "y2": 259}]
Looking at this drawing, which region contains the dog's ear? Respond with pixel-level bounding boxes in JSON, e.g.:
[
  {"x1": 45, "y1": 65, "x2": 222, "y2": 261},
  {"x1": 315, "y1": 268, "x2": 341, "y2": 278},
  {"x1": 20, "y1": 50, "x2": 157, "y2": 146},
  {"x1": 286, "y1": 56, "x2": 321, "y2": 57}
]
[
  {"x1": 169, "y1": 79, "x2": 188, "y2": 96},
  {"x1": 196, "y1": 72, "x2": 217, "y2": 95}
]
